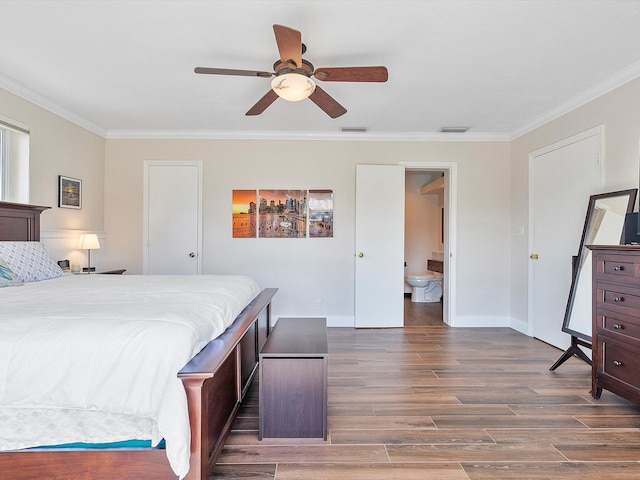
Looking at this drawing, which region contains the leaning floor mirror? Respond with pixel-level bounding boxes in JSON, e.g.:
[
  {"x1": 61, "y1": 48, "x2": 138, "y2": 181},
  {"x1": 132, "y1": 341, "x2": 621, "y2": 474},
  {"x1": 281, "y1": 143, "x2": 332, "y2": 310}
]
[{"x1": 550, "y1": 188, "x2": 637, "y2": 371}]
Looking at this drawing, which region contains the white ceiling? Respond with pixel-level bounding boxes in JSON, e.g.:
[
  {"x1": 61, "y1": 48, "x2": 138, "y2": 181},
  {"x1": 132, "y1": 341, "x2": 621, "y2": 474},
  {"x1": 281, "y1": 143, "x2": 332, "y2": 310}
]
[{"x1": 2, "y1": 0, "x2": 640, "y2": 140}]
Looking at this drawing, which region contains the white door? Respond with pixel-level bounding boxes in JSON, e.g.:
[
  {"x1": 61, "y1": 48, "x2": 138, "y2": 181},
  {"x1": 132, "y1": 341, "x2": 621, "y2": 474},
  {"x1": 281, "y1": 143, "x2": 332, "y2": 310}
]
[
  {"x1": 144, "y1": 161, "x2": 202, "y2": 275},
  {"x1": 355, "y1": 164, "x2": 405, "y2": 327},
  {"x1": 530, "y1": 128, "x2": 602, "y2": 348}
]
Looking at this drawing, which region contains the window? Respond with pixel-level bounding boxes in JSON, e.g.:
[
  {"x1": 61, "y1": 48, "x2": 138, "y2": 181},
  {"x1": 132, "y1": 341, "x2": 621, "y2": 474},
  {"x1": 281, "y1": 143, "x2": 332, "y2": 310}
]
[{"x1": 0, "y1": 115, "x2": 29, "y2": 203}]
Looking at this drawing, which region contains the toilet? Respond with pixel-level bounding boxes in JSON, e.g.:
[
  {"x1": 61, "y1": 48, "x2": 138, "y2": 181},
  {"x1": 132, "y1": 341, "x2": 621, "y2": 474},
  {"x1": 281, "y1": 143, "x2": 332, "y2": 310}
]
[{"x1": 405, "y1": 273, "x2": 442, "y2": 303}]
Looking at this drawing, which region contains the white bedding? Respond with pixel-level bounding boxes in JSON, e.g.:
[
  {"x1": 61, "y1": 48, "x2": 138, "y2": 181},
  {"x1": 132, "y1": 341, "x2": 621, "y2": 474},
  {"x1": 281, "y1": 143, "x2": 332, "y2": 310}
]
[{"x1": 0, "y1": 274, "x2": 261, "y2": 479}]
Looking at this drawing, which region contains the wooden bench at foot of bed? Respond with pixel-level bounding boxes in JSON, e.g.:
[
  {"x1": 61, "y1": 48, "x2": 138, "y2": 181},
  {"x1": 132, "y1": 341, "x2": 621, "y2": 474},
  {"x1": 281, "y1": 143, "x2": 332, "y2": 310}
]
[
  {"x1": 0, "y1": 284, "x2": 277, "y2": 480},
  {"x1": 259, "y1": 317, "x2": 328, "y2": 441}
]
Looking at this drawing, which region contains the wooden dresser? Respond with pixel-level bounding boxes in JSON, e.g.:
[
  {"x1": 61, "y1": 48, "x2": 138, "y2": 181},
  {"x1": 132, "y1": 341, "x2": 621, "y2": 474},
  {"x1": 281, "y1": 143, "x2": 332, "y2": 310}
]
[{"x1": 589, "y1": 245, "x2": 640, "y2": 405}]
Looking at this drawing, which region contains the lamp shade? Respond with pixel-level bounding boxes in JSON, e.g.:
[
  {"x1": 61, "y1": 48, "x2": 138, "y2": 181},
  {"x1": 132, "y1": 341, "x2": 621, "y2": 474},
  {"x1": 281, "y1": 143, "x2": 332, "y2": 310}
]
[
  {"x1": 271, "y1": 73, "x2": 316, "y2": 101},
  {"x1": 78, "y1": 233, "x2": 101, "y2": 250}
]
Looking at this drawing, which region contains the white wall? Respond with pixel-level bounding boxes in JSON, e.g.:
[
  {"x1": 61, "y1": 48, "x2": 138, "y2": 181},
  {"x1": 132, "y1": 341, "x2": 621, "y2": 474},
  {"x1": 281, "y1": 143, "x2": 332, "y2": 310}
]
[
  {"x1": 510, "y1": 76, "x2": 640, "y2": 332},
  {"x1": 4, "y1": 73, "x2": 640, "y2": 331},
  {"x1": 0, "y1": 88, "x2": 105, "y2": 232},
  {"x1": 105, "y1": 139, "x2": 511, "y2": 326},
  {"x1": 0, "y1": 83, "x2": 513, "y2": 329}
]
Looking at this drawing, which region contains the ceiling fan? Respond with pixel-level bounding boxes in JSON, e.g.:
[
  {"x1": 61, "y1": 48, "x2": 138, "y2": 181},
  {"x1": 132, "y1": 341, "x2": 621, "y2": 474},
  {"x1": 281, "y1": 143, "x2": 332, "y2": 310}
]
[{"x1": 194, "y1": 24, "x2": 388, "y2": 118}]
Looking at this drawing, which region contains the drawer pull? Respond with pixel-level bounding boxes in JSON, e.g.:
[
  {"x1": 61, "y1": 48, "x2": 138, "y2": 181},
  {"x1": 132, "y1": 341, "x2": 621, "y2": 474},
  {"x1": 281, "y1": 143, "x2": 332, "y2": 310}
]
[
  {"x1": 613, "y1": 265, "x2": 625, "y2": 272},
  {"x1": 613, "y1": 360, "x2": 623, "y2": 367},
  {"x1": 613, "y1": 296, "x2": 624, "y2": 302},
  {"x1": 613, "y1": 324, "x2": 623, "y2": 330}
]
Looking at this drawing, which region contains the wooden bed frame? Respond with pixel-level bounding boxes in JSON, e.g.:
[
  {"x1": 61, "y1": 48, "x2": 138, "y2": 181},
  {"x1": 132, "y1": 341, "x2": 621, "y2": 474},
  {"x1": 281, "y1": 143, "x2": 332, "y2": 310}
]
[{"x1": 0, "y1": 201, "x2": 277, "y2": 479}]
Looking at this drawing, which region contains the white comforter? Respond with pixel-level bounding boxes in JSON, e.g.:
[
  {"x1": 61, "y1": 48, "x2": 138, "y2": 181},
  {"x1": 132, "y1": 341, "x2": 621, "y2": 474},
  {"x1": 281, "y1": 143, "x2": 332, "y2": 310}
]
[{"x1": 0, "y1": 274, "x2": 261, "y2": 479}]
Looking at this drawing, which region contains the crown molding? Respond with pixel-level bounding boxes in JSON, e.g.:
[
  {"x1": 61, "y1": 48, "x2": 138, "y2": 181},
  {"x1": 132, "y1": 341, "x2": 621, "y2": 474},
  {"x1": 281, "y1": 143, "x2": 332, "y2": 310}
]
[
  {"x1": 510, "y1": 59, "x2": 640, "y2": 140},
  {"x1": 3, "y1": 57, "x2": 640, "y2": 143},
  {"x1": 0, "y1": 72, "x2": 107, "y2": 137},
  {"x1": 105, "y1": 129, "x2": 510, "y2": 142},
  {"x1": 0, "y1": 72, "x2": 507, "y2": 141}
]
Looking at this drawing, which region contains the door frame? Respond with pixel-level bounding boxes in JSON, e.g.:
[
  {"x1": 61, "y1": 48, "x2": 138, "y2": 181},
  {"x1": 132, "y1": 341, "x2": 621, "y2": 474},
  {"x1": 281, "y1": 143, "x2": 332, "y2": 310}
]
[
  {"x1": 143, "y1": 160, "x2": 203, "y2": 274},
  {"x1": 527, "y1": 126, "x2": 604, "y2": 337},
  {"x1": 401, "y1": 161, "x2": 457, "y2": 327}
]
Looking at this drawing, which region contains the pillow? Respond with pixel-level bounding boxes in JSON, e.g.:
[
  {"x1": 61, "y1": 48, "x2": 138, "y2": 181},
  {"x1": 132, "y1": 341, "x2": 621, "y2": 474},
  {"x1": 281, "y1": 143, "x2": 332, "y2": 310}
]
[
  {"x1": 0, "y1": 255, "x2": 23, "y2": 287},
  {"x1": 0, "y1": 242, "x2": 64, "y2": 282}
]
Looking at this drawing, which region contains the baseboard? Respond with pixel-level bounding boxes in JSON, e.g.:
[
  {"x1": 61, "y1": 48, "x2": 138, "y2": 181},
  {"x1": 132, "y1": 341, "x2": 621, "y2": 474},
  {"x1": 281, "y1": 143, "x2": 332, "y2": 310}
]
[
  {"x1": 451, "y1": 315, "x2": 510, "y2": 328},
  {"x1": 509, "y1": 317, "x2": 531, "y2": 336},
  {"x1": 273, "y1": 315, "x2": 521, "y2": 330},
  {"x1": 273, "y1": 315, "x2": 355, "y2": 328}
]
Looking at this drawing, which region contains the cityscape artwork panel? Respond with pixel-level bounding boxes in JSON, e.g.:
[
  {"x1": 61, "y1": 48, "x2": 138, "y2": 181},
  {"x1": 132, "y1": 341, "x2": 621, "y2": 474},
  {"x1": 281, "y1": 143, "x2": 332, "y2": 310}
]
[
  {"x1": 308, "y1": 190, "x2": 334, "y2": 238},
  {"x1": 258, "y1": 189, "x2": 307, "y2": 238},
  {"x1": 232, "y1": 189, "x2": 257, "y2": 238},
  {"x1": 232, "y1": 189, "x2": 332, "y2": 239}
]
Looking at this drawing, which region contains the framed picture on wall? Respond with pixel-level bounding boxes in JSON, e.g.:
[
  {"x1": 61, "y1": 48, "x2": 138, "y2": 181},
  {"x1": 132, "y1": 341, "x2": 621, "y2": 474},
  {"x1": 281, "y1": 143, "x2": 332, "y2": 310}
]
[{"x1": 58, "y1": 175, "x2": 82, "y2": 209}]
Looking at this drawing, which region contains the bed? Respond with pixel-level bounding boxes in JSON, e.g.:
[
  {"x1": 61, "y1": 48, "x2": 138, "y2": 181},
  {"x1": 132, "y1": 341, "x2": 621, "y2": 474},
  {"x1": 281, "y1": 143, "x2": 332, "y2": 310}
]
[{"x1": 0, "y1": 201, "x2": 277, "y2": 479}]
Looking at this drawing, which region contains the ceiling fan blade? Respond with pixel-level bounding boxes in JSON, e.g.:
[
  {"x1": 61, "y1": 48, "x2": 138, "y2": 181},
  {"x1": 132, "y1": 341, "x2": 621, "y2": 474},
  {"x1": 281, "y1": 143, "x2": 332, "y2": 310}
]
[
  {"x1": 273, "y1": 24, "x2": 302, "y2": 68},
  {"x1": 194, "y1": 67, "x2": 272, "y2": 78},
  {"x1": 308, "y1": 86, "x2": 347, "y2": 118},
  {"x1": 246, "y1": 89, "x2": 279, "y2": 116},
  {"x1": 313, "y1": 66, "x2": 389, "y2": 82}
]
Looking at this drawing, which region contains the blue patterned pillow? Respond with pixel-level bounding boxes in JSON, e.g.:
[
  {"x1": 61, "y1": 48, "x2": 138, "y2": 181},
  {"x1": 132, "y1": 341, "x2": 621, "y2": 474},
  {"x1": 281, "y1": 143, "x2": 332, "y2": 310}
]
[
  {"x1": 0, "y1": 242, "x2": 63, "y2": 282},
  {"x1": 0, "y1": 255, "x2": 23, "y2": 287}
]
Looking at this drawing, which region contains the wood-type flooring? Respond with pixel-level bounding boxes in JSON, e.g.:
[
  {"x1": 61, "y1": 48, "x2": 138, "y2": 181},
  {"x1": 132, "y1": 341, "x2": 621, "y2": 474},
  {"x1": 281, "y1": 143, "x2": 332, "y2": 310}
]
[
  {"x1": 213, "y1": 313, "x2": 640, "y2": 479},
  {"x1": 403, "y1": 295, "x2": 443, "y2": 326}
]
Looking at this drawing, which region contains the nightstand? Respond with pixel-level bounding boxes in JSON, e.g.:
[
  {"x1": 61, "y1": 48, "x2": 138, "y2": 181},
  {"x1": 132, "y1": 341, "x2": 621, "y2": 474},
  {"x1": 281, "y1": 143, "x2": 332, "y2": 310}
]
[{"x1": 74, "y1": 269, "x2": 126, "y2": 275}]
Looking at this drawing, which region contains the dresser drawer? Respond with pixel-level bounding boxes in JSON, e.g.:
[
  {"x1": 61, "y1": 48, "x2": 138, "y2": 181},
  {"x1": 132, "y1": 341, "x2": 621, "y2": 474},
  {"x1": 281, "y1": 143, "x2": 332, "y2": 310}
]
[
  {"x1": 599, "y1": 312, "x2": 640, "y2": 341},
  {"x1": 601, "y1": 341, "x2": 640, "y2": 388},
  {"x1": 602, "y1": 259, "x2": 635, "y2": 277},
  {"x1": 595, "y1": 252, "x2": 640, "y2": 285},
  {"x1": 597, "y1": 283, "x2": 640, "y2": 316}
]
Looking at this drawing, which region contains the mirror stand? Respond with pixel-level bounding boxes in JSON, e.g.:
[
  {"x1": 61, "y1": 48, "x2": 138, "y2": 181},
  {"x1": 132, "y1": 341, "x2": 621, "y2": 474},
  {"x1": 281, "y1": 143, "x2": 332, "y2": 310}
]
[
  {"x1": 548, "y1": 189, "x2": 637, "y2": 371},
  {"x1": 549, "y1": 335, "x2": 591, "y2": 371}
]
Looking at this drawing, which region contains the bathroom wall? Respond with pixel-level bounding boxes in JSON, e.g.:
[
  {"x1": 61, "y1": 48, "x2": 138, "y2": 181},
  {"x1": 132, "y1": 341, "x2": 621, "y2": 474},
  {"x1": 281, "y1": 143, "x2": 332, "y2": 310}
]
[{"x1": 404, "y1": 171, "x2": 444, "y2": 292}]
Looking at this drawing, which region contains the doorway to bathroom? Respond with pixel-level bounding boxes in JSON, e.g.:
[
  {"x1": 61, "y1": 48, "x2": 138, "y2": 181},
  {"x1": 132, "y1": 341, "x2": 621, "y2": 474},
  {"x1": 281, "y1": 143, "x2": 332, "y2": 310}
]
[
  {"x1": 354, "y1": 162, "x2": 456, "y2": 328},
  {"x1": 404, "y1": 168, "x2": 448, "y2": 326}
]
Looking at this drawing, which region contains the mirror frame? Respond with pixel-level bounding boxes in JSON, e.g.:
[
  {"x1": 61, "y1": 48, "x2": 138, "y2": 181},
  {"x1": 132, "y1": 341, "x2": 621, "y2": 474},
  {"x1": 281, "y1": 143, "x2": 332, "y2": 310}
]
[{"x1": 561, "y1": 188, "x2": 637, "y2": 342}]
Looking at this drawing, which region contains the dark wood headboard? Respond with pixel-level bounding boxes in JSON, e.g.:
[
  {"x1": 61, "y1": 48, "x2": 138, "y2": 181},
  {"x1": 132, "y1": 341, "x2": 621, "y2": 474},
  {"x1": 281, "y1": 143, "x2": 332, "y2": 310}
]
[{"x1": 0, "y1": 201, "x2": 50, "y2": 241}]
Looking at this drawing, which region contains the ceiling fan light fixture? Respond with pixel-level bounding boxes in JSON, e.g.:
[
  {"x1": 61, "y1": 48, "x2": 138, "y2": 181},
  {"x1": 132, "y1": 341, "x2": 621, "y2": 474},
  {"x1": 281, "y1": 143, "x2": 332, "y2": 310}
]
[{"x1": 271, "y1": 73, "x2": 316, "y2": 101}]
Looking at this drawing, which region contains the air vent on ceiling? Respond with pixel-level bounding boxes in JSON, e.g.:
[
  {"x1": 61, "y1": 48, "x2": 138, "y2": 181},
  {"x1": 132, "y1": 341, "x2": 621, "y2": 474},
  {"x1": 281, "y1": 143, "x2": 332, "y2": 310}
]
[
  {"x1": 341, "y1": 127, "x2": 368, "y2": 133},
  {"x1": 440, "y1": 126, "x2": 470, "y2": 133}
]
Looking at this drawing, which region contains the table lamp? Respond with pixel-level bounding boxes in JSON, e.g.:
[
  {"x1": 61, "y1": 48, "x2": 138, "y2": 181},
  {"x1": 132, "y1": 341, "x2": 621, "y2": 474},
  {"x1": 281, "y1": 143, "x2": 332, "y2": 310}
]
[{"x1": 78, "y1": 233, "x2": 100, "y2": 274}]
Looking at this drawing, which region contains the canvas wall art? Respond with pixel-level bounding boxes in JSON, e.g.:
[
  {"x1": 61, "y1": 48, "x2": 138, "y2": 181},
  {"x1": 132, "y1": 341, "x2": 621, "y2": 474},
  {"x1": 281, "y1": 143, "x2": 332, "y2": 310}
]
[
  {"x1": 258, "y1": 189, "x2": 307, "y2": 238},
  {"x1": 232, "y1": 190, "x2": 257, "y2": 238},
  {"x1": 308, "y1": 190, "x2": 334, "y2": 238},
  {"x1": 232, "y1": 189, "x2": 333, "y2": 239}
]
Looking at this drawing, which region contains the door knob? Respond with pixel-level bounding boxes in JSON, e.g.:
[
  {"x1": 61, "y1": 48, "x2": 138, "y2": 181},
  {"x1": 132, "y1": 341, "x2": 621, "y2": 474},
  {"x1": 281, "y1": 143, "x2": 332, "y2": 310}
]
[
  {"x1": 189, "y1": 252, "x2": 196, "y2": 258},
  {"x1": 530, "y1": 253, "x2": 539, "y2": 260},
  {"x1": 358, "y1": 252, "x2": 364, "y2": 258}
]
